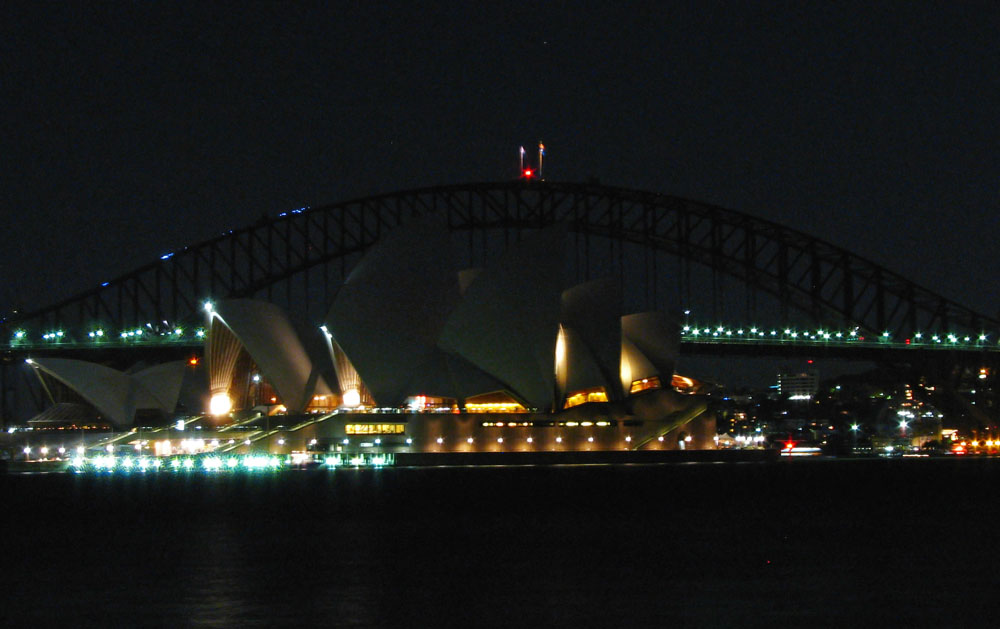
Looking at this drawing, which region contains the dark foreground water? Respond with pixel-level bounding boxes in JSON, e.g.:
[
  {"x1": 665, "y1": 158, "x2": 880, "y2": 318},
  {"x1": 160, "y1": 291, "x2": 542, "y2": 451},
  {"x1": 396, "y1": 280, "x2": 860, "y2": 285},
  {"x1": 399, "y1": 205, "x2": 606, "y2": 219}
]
[{"x1": 3, "y1": 458, "x2": 999, "y2": 627}]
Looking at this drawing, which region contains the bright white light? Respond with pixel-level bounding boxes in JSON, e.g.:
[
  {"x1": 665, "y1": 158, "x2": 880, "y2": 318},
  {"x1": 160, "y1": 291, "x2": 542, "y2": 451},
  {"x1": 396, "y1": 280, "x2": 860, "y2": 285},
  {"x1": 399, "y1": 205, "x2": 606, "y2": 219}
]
[
  {"x1": 497, "y1": 437, "x2": 503, "y2": 443},
  {"x1": 204, "y1": 301, "x2": 214, "y2": 313},
  {"x1": 175, "y1": 419, "x2": 186, "y2": 430},
  {"x1": 76, "y1": 446, "x2": 85, "y2": 455},
  {"x1": 556, "y1": 437, "x2": 563, "y2": 443},
  {"x1": 209, "y1": 393, "x2": 232, "y2": 416},
  {"x1": 342, "y1": 389, "x2": 361, "y2": 408},
  {"x1": 58, "y1": 447, "x2": 65, "y2": 454},
  {"x1": 467, "y1": 437, "x2": 474, "y2": 444},
  {"x1": 436, "y1": 437, "x2": 444, "y2": 444},
  {"x1": 22, "y1": 446, "x2": 31, "y2": 455},
  {"x1": 277, "y1": 438, "x2": 285, "y2": 445},
  {"x1": 106, "y1": 444, "x2": 114, "y2": 453},
  {"x1": 526, "y1": 437, "x2": 533, "y2": 443}
]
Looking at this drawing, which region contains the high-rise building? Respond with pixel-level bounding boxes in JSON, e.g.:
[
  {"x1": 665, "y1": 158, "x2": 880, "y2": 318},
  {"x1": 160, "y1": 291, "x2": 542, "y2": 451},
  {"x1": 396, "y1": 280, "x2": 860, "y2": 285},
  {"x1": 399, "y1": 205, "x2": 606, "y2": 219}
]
[{"x1": 777, "y1": 371, "x2": 819, "y2": 401}]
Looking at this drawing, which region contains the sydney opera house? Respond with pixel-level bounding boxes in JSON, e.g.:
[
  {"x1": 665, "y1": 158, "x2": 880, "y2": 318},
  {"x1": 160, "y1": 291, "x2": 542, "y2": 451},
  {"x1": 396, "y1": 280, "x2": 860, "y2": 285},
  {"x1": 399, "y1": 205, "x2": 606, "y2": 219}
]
[{"x1": 24, "y1": 217, "x2": 714, "y2": 457}]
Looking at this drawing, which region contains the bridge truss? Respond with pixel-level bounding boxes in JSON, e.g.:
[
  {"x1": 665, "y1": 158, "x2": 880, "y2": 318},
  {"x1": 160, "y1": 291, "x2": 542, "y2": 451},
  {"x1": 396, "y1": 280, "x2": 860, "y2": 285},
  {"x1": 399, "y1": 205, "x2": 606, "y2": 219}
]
[{"x1": 5, "y1": 181, "x2": 998, "y2": 344}]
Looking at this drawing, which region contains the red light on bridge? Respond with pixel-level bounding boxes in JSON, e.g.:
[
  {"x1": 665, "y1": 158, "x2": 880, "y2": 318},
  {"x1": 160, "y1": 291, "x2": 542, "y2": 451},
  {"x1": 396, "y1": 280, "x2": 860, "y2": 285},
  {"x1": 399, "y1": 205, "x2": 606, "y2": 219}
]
[{"x1": 905, "y1": 339, "x2": 911, "y2": 344}]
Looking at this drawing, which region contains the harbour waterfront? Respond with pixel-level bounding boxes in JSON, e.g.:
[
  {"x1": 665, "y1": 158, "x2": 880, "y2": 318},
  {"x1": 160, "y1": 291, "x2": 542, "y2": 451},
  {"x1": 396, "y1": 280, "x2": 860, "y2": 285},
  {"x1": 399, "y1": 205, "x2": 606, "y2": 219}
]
[{"x1": 3, "y1": 457, "x2": 999, "y2": 627}]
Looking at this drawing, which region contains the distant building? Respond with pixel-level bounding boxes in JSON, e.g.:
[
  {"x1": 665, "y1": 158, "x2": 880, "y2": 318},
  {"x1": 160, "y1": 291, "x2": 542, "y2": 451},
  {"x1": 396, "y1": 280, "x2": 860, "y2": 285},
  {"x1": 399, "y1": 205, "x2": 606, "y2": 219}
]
[{"x1": 777, "y1": 371, "x2": 818, "y2": 401}]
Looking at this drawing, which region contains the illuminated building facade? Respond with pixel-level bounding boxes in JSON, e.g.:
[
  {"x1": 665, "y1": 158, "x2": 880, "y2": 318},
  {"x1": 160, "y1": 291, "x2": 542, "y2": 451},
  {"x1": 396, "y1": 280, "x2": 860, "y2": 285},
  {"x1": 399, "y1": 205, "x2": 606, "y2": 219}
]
[
  {"x1": 30, "y1": 215, "x2": 713, "y2": 454},
  {"x1": 777, "y1": 371, "x2": 819, "y2": 401}
]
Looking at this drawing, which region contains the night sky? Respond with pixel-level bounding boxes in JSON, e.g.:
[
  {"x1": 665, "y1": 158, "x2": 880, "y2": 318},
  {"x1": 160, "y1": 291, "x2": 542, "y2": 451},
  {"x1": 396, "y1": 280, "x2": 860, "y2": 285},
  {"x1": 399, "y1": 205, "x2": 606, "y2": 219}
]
[{"x1": 4, "y1": 3, "x2": 999, "y2": 323}]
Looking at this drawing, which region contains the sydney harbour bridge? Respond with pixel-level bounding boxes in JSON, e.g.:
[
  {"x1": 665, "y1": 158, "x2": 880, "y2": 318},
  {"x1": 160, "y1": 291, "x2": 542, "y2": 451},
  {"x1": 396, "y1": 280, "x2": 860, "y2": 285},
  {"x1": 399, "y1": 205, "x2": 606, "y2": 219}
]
[{"x1": 2, "y1": 180, "x2": 998, "y2": 422}]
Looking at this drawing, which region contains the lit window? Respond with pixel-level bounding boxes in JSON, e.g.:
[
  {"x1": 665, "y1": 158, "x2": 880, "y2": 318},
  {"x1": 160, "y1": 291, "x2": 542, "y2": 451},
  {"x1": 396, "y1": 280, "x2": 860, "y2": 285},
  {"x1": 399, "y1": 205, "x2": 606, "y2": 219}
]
[
  {"x1": 346, "y1": 424, "x2": 405, "y2": 435},
  {"x1": 630, "y1": 376, "x2": 662, "y2": 394}
]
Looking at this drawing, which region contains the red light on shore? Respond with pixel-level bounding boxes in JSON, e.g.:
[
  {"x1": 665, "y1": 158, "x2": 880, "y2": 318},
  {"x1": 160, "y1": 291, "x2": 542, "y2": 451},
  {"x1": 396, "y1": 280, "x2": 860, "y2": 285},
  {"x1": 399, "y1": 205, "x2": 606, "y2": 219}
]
[
  {"x1": 522, "y1": 169, "x2": 533, "y2": 178},
  {"x1": 188, "y1": 356, "x2": 199, "y2": 366}
]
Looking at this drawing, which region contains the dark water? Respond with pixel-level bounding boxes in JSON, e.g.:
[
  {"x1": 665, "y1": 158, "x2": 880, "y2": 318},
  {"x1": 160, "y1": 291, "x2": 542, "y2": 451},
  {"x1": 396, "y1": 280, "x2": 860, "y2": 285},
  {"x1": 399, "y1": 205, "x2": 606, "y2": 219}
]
[{"x1": 3, "y1": 458, "x2": 998, "y2": 627}]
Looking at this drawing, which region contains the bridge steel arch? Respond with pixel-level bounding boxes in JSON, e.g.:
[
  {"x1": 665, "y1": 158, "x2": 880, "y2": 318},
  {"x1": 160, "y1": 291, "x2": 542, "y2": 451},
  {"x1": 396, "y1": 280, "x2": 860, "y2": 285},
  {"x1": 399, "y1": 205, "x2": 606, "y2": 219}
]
[{"x1": 7, "y1": 181, "x2": 999, "y2": 341}]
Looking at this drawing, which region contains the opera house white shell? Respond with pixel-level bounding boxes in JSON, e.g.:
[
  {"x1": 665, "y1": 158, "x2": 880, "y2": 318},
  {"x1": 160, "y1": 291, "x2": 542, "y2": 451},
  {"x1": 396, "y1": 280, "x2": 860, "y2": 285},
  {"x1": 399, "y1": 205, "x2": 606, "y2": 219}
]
[{"x1": 26, "y1": 358, "x2": 186, "y2": 428}]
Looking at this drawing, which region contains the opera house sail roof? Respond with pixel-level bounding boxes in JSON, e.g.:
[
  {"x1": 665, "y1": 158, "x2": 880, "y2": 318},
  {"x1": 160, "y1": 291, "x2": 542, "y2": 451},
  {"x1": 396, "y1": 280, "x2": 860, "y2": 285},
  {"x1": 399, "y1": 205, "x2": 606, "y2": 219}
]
[{"x1": 26, "y1": 358, "x2": 186, "y2": 428}]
